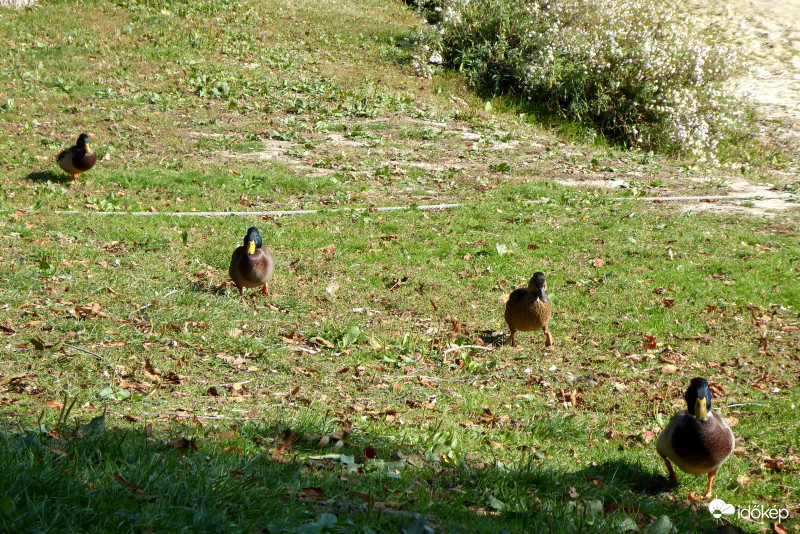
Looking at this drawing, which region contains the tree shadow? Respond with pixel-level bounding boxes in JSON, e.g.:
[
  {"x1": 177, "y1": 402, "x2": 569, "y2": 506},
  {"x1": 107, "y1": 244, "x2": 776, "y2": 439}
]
[
  {"x1": 0, "y1": 418, "x2": 760, "y2": 534},
  {"x1": 25, "y1": 170, "x2": 71, "y2": 184}
]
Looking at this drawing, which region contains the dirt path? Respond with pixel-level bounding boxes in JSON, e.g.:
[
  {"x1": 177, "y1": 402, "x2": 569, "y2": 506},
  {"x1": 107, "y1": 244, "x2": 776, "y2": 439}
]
[{"x1": 699, "y1": 0, "x2": 800, "y2": 147}]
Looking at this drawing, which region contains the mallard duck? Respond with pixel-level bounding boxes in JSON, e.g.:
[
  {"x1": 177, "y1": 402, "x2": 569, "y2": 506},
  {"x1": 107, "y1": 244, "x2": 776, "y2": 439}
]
[
  {"x1": 218, "y1": 227, "x2": 275, "y2": 301},
  {"x1": 504, "y1": 271, "x2": 553, "y2": 347},
  {"x1": 656, "y1": 377, "x2": 734, "y2": 499},
  {"x1": 57, "y1": 133, "x2": 97, "y2": 181}
]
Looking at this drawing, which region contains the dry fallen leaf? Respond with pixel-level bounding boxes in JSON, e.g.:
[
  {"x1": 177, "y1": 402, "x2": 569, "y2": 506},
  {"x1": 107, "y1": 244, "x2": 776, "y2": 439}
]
[
  {"x1": 276, "y1": 429, "x2": 298, "y2": 455},
  {"x1": 592, "y1": 257, "x2": 604, "y2": 268},
  {"x1": 642, "y1": 429, "x2": 656, "y2": 444},
  {"x1": 169, "y1": 437, "x2": 198, "y2": 452},
  {"x1": 661, "y1": 364, "x2": 678, "y2": 375},
  {"x1": 325, "y1": 281, "x2": 339, "y2": 297}
]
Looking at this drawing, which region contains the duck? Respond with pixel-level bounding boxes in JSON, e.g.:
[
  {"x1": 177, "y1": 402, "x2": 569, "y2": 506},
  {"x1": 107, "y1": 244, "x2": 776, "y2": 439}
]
[
  {"x1": 218, "y1": 227, "x2": 275, "y2": 301},
  {"x1": 57, "y1": 133, "x2": 97, "y2": 181},
  {"x1": 504, "y1": 271, "x2": 553, "y2": 347},
  {"x1": 656, "y1": 377, "x2": 734, "y2": 499}
]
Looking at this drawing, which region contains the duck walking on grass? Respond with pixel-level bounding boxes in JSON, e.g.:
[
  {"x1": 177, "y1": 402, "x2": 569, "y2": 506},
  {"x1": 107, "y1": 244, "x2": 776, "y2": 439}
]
[
  {"x1": 218, "y1": 227, "x2": 275, "y2": 303},
  {"x1": 656, "y1": 377, "x2": 734, "y2": 499},
  {"x1": 504, "y1": 271, "x2": 553, "y2": 347},
  {"x1": 57, "y1": 133, "x2": 97, "y2": 181}
]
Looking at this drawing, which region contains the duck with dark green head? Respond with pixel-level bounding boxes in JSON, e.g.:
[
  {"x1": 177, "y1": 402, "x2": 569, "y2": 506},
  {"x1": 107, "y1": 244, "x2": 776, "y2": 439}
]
[
  {"x1": 656, "y1": 377, "x2": 734, "y2": 499},
  {"x1": 220, "y1": 227, "x2": 275, "y2": 301},
  {"x1": 57, "y1": 133, "x2": 97, "y2": 181},
  {"x1": 504, "y1": 271, "x2": 553, "y2": 347}
]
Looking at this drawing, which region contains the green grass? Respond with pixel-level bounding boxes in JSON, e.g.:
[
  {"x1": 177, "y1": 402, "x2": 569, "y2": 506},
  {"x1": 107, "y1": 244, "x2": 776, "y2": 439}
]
[{"x1": 1, "y1": 0, "x2": 799, "y2": 532}]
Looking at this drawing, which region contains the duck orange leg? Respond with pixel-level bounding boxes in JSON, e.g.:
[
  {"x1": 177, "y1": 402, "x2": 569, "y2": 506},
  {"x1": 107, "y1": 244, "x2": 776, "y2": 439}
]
[
  {"x1": 703, "y1": 471, "x2": 716, "y2": 499},
  {"x1": 508, "y1": 329, "x2": 517, "y2": 347},
  {"x1": 663, "y1": 457, "x2": 678, "y2": 481},
  {"x1": 543, "y1": 327, "x2": 553, "y2": 347},
  {"x1": 260, "y1": 283, "x2": 269, "y2": 296}
]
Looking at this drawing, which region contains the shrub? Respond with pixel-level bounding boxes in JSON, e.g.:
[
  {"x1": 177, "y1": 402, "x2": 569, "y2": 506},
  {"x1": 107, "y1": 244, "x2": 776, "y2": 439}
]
[{"x1": 409, "y1": 0, "x2": 752, "y2": 163}]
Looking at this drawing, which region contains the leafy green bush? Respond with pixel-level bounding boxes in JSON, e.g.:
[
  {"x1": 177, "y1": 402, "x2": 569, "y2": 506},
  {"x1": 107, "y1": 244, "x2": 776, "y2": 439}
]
[{"x1": 410, "y1": 0, "x2": 752, "y2": 162}]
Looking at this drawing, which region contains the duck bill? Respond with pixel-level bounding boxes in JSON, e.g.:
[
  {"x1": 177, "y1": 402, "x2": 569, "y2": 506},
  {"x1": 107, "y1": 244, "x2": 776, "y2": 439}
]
[
  {"x1": 246, "y1": 240, "x2": 256, "y2": 254},
  {"x1": 695, "y1": 397, "x2": 709, "y2": 422},
  {"x1": 85, "y1": 144, "x2": 92, "y2": 153},
  {"x1": 537, "y1": 287, "x2": 547, "y2": 301}
]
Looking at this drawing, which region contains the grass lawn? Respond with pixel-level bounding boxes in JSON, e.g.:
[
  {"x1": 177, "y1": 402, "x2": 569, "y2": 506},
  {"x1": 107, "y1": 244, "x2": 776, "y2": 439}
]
[{"x1": 1, "y1": 0, "x2": 798, "y2": 532}]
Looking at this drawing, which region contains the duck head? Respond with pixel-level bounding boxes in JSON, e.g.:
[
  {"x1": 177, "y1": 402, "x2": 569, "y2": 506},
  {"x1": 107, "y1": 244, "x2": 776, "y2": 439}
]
[
  {"x1": 685, "y1": 377, "x2": 712, "y2": 422},
  {"x1": 243, "y1": 227, "x2": 262, "y2": 255},
  {"x1": 77, "y1": 133, "x2": 93, "y2": 153},
  {"x1": 527, "y1": 271, "x2": 548, "y2": 301}
]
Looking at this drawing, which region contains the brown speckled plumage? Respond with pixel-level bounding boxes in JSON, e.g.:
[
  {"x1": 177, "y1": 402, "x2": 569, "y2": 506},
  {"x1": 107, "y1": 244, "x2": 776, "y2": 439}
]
[
  {"x1": 656, "y1": 377, "x2": 734, "y2": 499},
  {"x1": 225, "y1": 227, "x2": 275, "y2": 300},
  {"x1": 504, "y1": 271, "x2": 553, "y2": 347}
]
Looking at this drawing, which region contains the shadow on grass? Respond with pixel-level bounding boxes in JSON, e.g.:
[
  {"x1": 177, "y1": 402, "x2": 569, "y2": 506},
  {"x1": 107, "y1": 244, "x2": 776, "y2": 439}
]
[
  {"x1": 0, "y1": 418, "x2": 738, "y2": 534},
  {"x1": 25, "y1": 170, "x2": 72, "y2": 184}
]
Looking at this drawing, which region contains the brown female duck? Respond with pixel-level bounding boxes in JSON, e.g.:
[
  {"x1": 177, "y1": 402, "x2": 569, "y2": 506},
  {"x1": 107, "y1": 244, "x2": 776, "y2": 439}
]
[
  {"x1": 504, "y1": 271, "x2": 553, "y2": 347},
  {"x1": 57, "y1": 133, "x2": 97, "y2": 181},
  {"x1": 219, "y1": 227, "x2": 275, "y2": 301},
  {"x1": 656, "y1": 377, "x2": 734, "y2": 499}
]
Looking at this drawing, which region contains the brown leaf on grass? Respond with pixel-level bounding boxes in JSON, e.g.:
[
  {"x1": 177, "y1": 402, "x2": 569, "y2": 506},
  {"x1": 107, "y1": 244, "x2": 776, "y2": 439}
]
[
  {"x1": 144, "y1": 359, "x2": 160, "y2": 380},
  {"x1": 662, "y1": 297, "x2": 676, "y2": 308},
  {"x1": 319, "y1": 244, "x2": 336, "y2": 256},
  {"x1": 282, "y1": 331, "x2": 304, "y2": 344},
  {"x1": 568, "y1": 487, "x2": 580, "y2": 500},
  {"x1": 557, "y1": 389, "x2": 582, "y2": 408},
  {"x1": 113, "y1": 473, "x2": 142, "y2": 494},
  {"x1": 205, "y1": 387, "x2": 220, "y2": 397},
  {"x1": 763, "y1": 458, "x2": 797, "y2": 472},
  {"x1": 641, "y1": 430, "x2": 656, "y2": 444},
  {"x1": 299, "y1": 487, "x2": 324, "y2": 501},
  {"x1": 289, "y1": 386, "x2": 300, "y2": 398},
  {"x1": 163, "y1": 372, "x2": 182, "y2": 385},
  {"x1": 363, "y1": 446, "x2": 377, "y2": 460},
  {"x1": 314, "y1": 337, "x2": 334, "y2": 349},
  {"x1": 773, "y1": 524, "x2": 788, "y2": 534},
  {"x1": 644, "y1": 334, "x2": 657, "y2": 350},
  {"x1": 0, "y1": 323, "x2": 15, "y2": 335},
  {"x1": 74, "y1": 302, "x2": 105, "y2": 318},
  {"x1": 592, "y1": 257, "x2": 604, "y2": 268},
  {"x1": 692, "y1": 333, "x2": 715, "y2": 344},
  {"x1": 331, "y1": 420, "x2": 353, "y2": 441},
  {"x1": 169, "y1": 437, "x2": 198, "y2": 452},
  {"x1": 44, "y1": 400, "x2": 64, "y2": 410},
  {"x1": 351, "y1": 491, "x2": 373, "y2": 502},
  {"x1": 276, "y1": 429, "x2": 298, "y2": 455},
  {"x1": 661, "y1": 364, "x2": 678, "y2": 375},
  {"x1": 0, "y1": 373, "x2": 33, "y2": 387}
]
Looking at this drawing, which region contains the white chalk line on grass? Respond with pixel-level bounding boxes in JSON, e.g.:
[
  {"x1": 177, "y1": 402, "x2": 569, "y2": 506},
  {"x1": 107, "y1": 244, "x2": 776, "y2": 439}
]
[
  {"x1": 4, "y1": 194, "x2": 796, "y2": 217},
  {"x1": 44, "y1": 203, "x2": 463, "y2": 217}
]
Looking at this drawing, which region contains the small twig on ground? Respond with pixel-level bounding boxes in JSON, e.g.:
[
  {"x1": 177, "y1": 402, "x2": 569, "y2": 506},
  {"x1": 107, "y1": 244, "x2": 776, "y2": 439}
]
[
  {"x1": 442, "y1": 345, "x2": 494, "y2": 355},
  {"x1": 209, "y1": 380, "x2": 253, "y2": 388},
  {"x1": 128, "y1": 289, "x2": 179, "y2": 318},
  {"x1": 63, "y1": 343, "x2": 115, "y2": 371},
  {"x1": 137, "y1": 413, "x2": 247, "y2": 420}
]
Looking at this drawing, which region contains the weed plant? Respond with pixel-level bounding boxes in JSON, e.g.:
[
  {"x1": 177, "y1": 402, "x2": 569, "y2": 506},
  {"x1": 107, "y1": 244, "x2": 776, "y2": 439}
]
[{"x1": 410, "y1": 0, "x2": 753, "y2": 163}]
